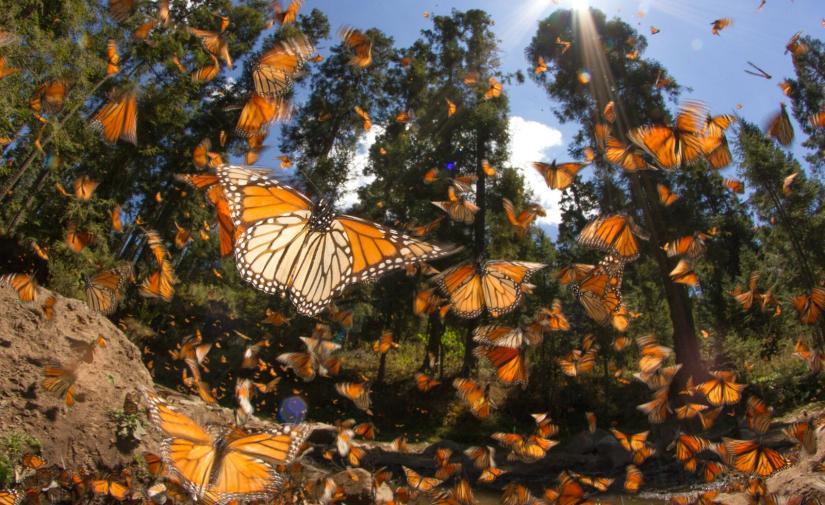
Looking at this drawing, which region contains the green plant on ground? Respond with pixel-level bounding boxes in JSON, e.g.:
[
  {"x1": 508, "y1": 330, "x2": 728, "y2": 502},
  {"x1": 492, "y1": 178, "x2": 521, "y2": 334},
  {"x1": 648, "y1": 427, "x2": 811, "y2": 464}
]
[
  {"x1": 0, "y1": 432, "x2": 40, "y2": 487},
  {"x1": 109, "y1": 409, "x2": 147, "y2": 442}
]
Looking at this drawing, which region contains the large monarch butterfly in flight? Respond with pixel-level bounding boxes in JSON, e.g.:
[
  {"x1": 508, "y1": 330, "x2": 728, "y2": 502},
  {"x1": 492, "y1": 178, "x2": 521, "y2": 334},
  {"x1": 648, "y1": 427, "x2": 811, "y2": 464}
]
[
  {"x1": 217, "y1": 165, "x2": 461, "y2": 316},
  {"x1": 253, "y1": 34, "x2": 314, "y2": 98},
  {"x1": 628, "y1": 101, "x2": 708, "y2": 169},
  {"x1": 433, "y1": 260, "x2": 546, "y2": 318},
  {"x1": 577, "y1": 213, "x2": 648, "y2": 261},
  {"x1": 90, "y1": 88, "x2": 137, "y2": 145},
  {"x1": 143, "y1": 389, "x2": 312, "y2": 505}
]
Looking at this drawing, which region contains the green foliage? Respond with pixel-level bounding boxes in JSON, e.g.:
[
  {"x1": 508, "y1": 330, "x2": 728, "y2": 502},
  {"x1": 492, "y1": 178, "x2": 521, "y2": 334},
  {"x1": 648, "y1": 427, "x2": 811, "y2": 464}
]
[
  {"x1": 108, "y1": 409, "x2": 147, "y2": 441},
  {"x1": 0, "y1": 432, "x2": 40, "y2": 487}
]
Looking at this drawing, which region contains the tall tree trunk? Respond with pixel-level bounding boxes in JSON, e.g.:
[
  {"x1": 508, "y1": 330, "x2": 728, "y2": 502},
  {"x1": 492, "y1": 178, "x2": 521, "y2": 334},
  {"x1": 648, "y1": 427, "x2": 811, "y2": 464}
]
[
  {"x1": 422, "y1": 313, "x2": 444, "y2": 371},
  {"x1": 633, "y1": 173, "x2": 707, "y2": 382}
]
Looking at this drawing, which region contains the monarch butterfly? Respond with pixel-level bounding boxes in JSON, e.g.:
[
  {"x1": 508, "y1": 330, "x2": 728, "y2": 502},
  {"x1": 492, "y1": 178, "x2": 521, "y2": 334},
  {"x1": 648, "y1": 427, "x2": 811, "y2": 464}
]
[
  {"x1": 339, "y1": 26, "x2": 372, "y2": 67},
  {"x1": 635, "y1": 363, "x2": 682, "y2": 390},
  {"x1": 30, "y1": 79, "x2": 68, "y2": 114},
  {"x1": 783, "y1": 171, "x2": 799, "y2": 195},
  {"x1": 42, "y1": 365, "x2": 77, "y2": 406},
  {"x1": 555, "y1": 36, "x2": 572, "y2": 54},
  {"x1": 432, "y1": 196, "x2": 479, "y2": 224},
  {"x1": 534, "y1": 56, "x2": 547, "y2": 75},
  {"x1": 675, "y1": 402, "x2": 708, "y2": 420},
  {"x1": 0, "y1": 273, "x2": 38, "y2": 302},
  {"x1": 731, "y1": 271, "x2": 761, "y2": 311},
  {"x1": 710, "y1": 18, "x2": 732, "y2": 35},
  {"x1": 407, "y1": 215, "x2": 445, "y2": 238},
  {"x1": 90, "y1": 479, "x2": 129, "y2": 501},
  {"x1": 90, "y1": 88, "x2": 137, "y2": 145},
  {"x1": 610, "y1": 428, "x2": 648, "y2": 452},
  {"x1": 636, "y1": 334, "x2": 673, "y2": 374},
  {"x1": 190, "y1": 55, "x2": 220, "y2": 82},
  {"x1": 722, "y1": 438, "x2": 787, "y2": 477},
  {"x1": 335, "y1": 382, "x2": 371, "y2": 412},
  {"x1": 657, "y1": 183, "x2": 679, "y2": 206},
  {"x1": 483, "y1": 77, "x2": 502, "y2": 100},
  {"x1": 41, "y1": 295, "x2": 56, "y2": 320},
  {"x1": 133, "y1": 18, "x2": 157, "y2": 40},
  {"x1": 453, "y1": 379, "x2": 495, "y2": 419},
  {"x1": 624, "y1": 465, "x2": 644, "y2": 494},
  {"x1": 792, "y1": 287, "x2": 825, "y2": 325},
  {"x1": 108, "y1": 0, "x2": 134, "y2": 22},
  {"x1": 664, "y1": 232, "x2": 709, "y2": 259},
  {"x1": 704, "y1": 135, "x2": 733, "y2": 169},
  {"x1": 403, "y1": 466, "x2": 442, "y2": 493},
  {"x1": 702, "y1": 112, "x2": 736, "y2": 139},
  {"x1": 445, "y1": 98, "x2": 456, "y2": 117},
  {"x1": 698, "y1": 406, "x2": 724, "y2": 430},
  {"x1": 766, "y1": 104, "x2": 794, "y2": 146},
  {"x1": 434, "y1": 260, "x2": 546, "y2": 318},
  {"x1": 605, "y1": 136, "x2": 649, "y2": 172},
  {"x1": 494, "y1": 433, "x2": 556, "y2": 463},
  {"x1": 272, "y1": 0, "x2": 303, "y2": 25},
  {"x1": 477, "y1": 466, "x2": 505, "y2": 483},
  {"x1": 783, "y1": 421, "x2": 817, "y2": 454},
  {"x1": 253, "y1": 34, "x2": 313, "y2": 98},
  {"x1": 139, "y1": 260, "x2": 175, "y2": 301},
  {"x1": 636, "y1": 387, "x2": 670, "y2": 424},
  {"x1": 144, "y1": 390, "x2": 311, "y2": 504},
  {"x1": 218, "y1": 166, "x2": 459, "y2": 316},
  {"x1": 414, "y1": 372, "x2": 440, "y2": 392},
  {"x1": 697, "y1": 370, "x2": 746, "y2": 406},
  {"x1": 793, "y1": 340, "x2": 824, "y2": 373},
  {"x1": 532, "y1": 160, "x2": 587, "y2": 190},
  {"x1": 670, "y1": 259, "x2": 699, "y2": 287},
  {"x1": 558, "y1": 349, "x2": 597, "y2": 377},
  {"x1": 175, "y1": 174, "x2": 237, "y2": 258},
  {"x1": 0, "y1": 56, "x2": 17, "y2": 80},
  {"x1": 372, "y1": 330, "x2": 398, "y2": 354},
  {"x1": 464, "y1": 445, "x2": 496, "y2": 469},
  {"x1": 529, "y1": 413, "x2": 559, "y2": 439},
  {"x1": 571, "y1": 255, "x2": 625, "y2": 328},
  {"x1": 434, "y1": 449, "x2": 462, "y2": 480},
  {"x1": 106, "y1": 39, "x2": 120, "y2": 75},
  {"x1": 474, "y1": 345, "x2": 529, "y2": 388},
  {"x1": 353, "y1": 105, "x2": 371, "y2": 132},
  {"x1": 628, "y1": 101, "x2": 708, "y2": 169},
  {"x1": 577, "y1": 213, "x2": 647, "y2": 260},
  {"x1": 585, "y1": 411, "x2": 597, "y2": 433},
  {"x1": 84, "y1": 264, "x2": 133, "y2": 314},
  {"x1": 187, "y1": 27, "x2": 232, "y2": 68},
  {"x1": 235, "y1": 95, "x2": 291, "y2": 137},
  {"x1": 67, "y1": 335, "x2": 106, "y2": 364},
  {"x1": 724, "y1": 178, "x2": 745, "y2": 193},
  {"x1": 556, "y1": 263, "x2": 595, "y2": 285},
  {"x1": 534, "y1": 299, "x2": 570, "y2": 332},
  {"x1": 567, "y1": 471, "x2": 614, "y2": 492},
  {"x1": 472, "y1": 325, "x2": 525, "y2": 348},
  {"x1": 650, "y1": 26, "x2": 660, "y2": 34}
]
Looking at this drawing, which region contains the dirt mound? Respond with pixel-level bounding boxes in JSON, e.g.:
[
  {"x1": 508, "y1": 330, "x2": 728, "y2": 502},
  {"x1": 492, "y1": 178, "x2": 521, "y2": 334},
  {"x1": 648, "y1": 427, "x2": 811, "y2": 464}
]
[{"x1": 0, "y1": 286, "x2": 154, "y2": 471}]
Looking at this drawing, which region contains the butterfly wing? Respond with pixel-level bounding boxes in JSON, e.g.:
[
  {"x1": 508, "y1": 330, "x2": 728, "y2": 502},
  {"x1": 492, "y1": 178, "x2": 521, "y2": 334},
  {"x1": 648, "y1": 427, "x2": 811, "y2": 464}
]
[{"x1": 434, "y1": 262, "x2": 483, "y2": 318}]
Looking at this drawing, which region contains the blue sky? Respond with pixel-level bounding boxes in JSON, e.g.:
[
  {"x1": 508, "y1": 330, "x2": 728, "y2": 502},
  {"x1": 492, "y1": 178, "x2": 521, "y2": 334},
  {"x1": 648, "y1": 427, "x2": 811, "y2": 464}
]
[{"x1": 250, "y1": 0, "x2": 821, "y2": 228}]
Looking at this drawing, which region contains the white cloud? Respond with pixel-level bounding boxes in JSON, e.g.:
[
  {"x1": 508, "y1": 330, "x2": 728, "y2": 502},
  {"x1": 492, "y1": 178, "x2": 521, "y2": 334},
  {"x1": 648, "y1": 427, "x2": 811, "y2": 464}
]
[
  {"x1": 507, "y1": 116, "x2": 565, "y2": 225},
  {"x1": 338, "y1": 126, "x2": 383, "y2": 210}
]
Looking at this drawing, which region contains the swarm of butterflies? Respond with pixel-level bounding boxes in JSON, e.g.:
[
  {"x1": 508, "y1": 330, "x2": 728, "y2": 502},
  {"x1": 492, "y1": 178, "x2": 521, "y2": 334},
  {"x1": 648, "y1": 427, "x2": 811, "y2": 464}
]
[{"x1": 2, "y1": 0, "x2": 825, "y2": 504}]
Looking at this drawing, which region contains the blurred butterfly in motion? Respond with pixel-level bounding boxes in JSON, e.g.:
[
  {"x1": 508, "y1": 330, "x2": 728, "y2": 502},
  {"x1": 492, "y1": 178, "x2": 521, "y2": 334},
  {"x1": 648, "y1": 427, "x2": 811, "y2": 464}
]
[
  {"x1": 339, "y1": 26, "x2": 372, "y2": 68},
  {"x1": 144, "y1": 390, "x2": 312, "y2": 505},
  {"x1": 218, "y1": 165, "x2": 460, "y2": 316}
]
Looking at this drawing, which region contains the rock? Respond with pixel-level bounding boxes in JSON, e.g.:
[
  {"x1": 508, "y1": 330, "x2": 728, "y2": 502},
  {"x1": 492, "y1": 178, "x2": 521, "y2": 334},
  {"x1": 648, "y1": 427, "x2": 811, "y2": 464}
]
[{"x1": 0, "y1": 287, "x2": 155, "y2": 471}]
